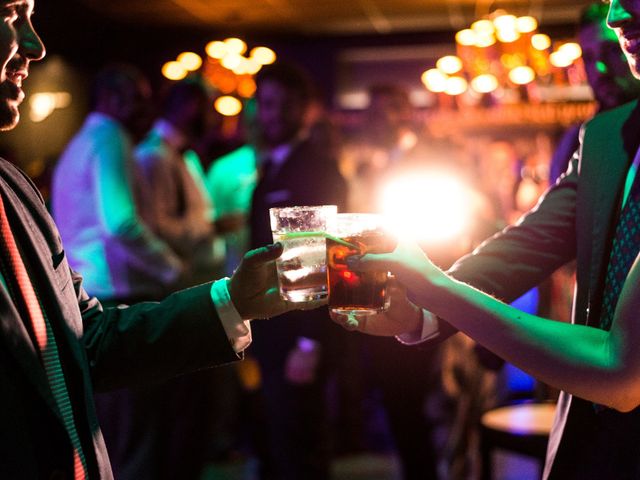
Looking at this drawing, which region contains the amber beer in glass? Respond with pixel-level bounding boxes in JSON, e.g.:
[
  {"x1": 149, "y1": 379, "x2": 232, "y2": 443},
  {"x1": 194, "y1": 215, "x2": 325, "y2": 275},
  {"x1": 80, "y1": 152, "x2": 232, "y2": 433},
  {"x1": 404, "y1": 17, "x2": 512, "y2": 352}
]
[{"x1": 327, "y1": 214, "x2": 394, "y2": 315}]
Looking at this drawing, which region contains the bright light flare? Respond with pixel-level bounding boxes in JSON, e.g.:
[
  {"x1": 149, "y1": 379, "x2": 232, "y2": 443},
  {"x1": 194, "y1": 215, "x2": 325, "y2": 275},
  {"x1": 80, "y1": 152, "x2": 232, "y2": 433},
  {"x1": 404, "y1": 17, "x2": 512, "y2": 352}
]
[{"x1": 380, "y1": 172, "x2": 472, "y2": 243}]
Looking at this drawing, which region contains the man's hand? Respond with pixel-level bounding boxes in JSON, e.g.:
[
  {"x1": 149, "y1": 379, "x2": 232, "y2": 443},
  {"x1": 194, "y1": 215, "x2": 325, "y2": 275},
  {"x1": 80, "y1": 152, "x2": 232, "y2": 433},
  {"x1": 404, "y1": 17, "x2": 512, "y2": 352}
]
[
  {"x1": 330, "y1": 277, "x2": 423, "y2": 336},
  {"x1": 229, "y1": 243, "x2": 325, "y2": 320}
]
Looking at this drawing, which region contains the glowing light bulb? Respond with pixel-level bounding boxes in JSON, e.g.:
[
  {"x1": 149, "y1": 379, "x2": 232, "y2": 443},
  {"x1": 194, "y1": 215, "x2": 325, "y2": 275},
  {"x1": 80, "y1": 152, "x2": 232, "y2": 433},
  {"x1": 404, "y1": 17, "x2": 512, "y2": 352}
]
[
  {"x1": 177, "y1": 52, "x2": 202, "y2": 71},
  {"x1": 516, "y1": 16, "x2": 538, "y2": 33},
  {"x1": 559, "y1": 42, "x2": 582, "y2": 61},
  {"x1": 456, "y1": 29, "x2": 477, "y2": 46},
  {"x1": 221, "y1": 53, "x2": 243, "y2": 70},
  {"x1": 496, "y1": 28, "x2": 520, "y2": 43},
  {"x1": 214, "y1": 96, "x2": 243, "y2": 116},
  {"x1": 205, "y1": 40, "x2": 227, "y2": 59},
  {"x1": 444, "y1": 76, "x2": 468, "y2": 95},
  {"x1": 436, "y1": 55, "x2": 463, "y2": 74},
  {"x1": 162, "y1": 61, "x2": 187, "y2": 81},
  {"x1": 250, "y1": 46, "x2": 276, "y2": 65},
  {"x1": 224, "y1": 37, "x2": 247, "y2": 55},
  {"x1": 531, "y1": 33, "x2": 551, "y2": 50},
  {"x1": 509, "y1": 65, "x2": 535, "y2": 85},
  {"x1": 471, "y1": 19, "x2": 495, "y2": 35},
  {"x1": 475, "y1": 33, "x2": 496, "y2": 48},
  {"x1": 421, "y1": 68, "x2": 448, "y2": 93},
  {"x1": 471, "y1": 74, "x2": 498, "y2": 93},
  {"x1": 493, "y1": 14, "x2": 517, "y2": 32},
  {"x1": 549, "y1": 51, "x2": 573, "y2": 67}
]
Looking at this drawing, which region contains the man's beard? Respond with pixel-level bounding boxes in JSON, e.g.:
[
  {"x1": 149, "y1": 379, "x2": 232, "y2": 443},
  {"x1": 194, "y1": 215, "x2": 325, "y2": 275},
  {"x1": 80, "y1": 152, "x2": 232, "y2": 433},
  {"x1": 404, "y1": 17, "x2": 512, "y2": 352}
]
[{"x1": 0, "y1": 81, "x2": 22, "y2": 130}]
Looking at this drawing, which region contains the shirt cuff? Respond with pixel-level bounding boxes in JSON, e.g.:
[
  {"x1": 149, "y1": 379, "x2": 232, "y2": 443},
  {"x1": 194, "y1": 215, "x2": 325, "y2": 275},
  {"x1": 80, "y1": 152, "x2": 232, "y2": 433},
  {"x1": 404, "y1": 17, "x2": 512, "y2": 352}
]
[
  {"x1": 210, "y1": 278, "x2": 252, "y2": 353},
  {"x1": 396, "y1": 309, "x2": 440, "y2": 345}
]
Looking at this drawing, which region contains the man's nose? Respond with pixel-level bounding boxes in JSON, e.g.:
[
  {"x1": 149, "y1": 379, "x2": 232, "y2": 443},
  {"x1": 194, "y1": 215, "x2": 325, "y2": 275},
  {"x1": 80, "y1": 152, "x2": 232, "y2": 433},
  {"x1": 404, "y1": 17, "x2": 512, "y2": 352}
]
[
  {"x1": 608, "y1": 0, "x2": 635, "y2": 28},
  {"x1": 20, "y1": 21, "x2": 46, "y2": 62}
]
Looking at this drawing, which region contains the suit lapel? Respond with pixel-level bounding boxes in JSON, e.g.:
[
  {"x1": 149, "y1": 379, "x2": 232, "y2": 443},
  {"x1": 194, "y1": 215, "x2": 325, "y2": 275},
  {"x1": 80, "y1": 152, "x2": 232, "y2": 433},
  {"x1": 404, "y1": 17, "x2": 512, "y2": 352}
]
[{"x1": 584, "y1": 100, "x2": 640, "y2": 326}]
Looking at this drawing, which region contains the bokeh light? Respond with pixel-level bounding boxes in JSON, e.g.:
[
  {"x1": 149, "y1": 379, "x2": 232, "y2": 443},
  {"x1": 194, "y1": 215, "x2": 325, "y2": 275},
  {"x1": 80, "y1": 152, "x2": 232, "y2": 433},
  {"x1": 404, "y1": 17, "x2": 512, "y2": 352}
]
[
  {"x1": 531, "y1": 33, "x2": 551, "y2": 51},
  {"x1": 177, "y1": 52, "x2": 203, "y2": 71},
  {"x1": 436, "y1": 55, "x2": 463, "y2": 74},
  {"x1": 444, "y1": 76, "x2": 468, "y2": 96},
  {"x1": 214, "y1": 96, "x2": 243, "y2": 116},
  {"x1": 162, "y1": 61, "x2": 188, "y2": 80},
  {"x1": 224, "y1": 37, "x2": 247, "y2": 55},
  {"x1": 205, "y1": 40, "x2": 227, "y2": 59},
  {"x1": 471, "y1": 74, "x2": 499, "y2": 93},
  {"x1": 380, "y1": 172, "x2": 472, "y2": 243},
  {"x1": 250, "y1": 46, "x2": 277, "y2": 65},
  {"x1": 509, "y1": 65, "x2": 535, "y2": 85},
  {"x1": 421, "y1": 68, "x2": 448, "y2": 93},
  {"x1": 456, "y1": 29, "x2": 477, "y2": 46}
]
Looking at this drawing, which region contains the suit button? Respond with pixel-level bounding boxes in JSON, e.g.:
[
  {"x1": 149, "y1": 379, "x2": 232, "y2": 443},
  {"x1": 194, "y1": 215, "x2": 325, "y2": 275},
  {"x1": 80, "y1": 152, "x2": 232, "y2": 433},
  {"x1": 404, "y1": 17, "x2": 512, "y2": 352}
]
[{"x1": 48, "y1": 470, "x2": 67, "y2": 480}]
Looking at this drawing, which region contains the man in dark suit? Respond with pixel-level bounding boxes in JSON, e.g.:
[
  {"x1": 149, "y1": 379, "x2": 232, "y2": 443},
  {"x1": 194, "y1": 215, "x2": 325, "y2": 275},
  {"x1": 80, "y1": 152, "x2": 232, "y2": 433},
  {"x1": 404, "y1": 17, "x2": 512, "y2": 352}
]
[
  {"x1": 0, "y1": 3, "x2": 314, "y2": 479},
  {"x1": 336, "y1": 0, "x2": 640, "y2": 478},
  {"x1": 247, "y1": 62, "x2": 348, "y2": 479}
]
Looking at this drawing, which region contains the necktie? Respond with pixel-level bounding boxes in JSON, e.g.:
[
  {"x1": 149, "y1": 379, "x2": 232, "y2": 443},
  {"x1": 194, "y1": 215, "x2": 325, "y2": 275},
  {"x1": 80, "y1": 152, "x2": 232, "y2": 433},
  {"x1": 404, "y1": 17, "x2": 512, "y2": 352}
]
[
  {"x1": 0, "y1": 193, "x2": 87, "y2": 479},
  {"x1": 599, "y1": 163, "x2": 640, "y2": 331}
]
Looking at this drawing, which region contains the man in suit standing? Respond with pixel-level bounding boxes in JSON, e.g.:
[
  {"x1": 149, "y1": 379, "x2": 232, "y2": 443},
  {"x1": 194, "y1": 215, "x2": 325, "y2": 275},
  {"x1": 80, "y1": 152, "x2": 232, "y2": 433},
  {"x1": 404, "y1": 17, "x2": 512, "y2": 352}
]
[
  {"x1": 0, "y1": 2, "x2": 316, "y2": 478},
  {"x1": 336, "y1": 0, "x2": 640, "y2": 478},
  {"x1": 247, "y1": 62, "x2": 348, "y2": 480}
]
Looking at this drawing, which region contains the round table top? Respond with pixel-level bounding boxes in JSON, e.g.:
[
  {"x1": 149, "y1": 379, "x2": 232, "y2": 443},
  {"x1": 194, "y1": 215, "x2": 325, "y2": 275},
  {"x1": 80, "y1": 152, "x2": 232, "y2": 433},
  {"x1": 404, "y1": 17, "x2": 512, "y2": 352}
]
[{"x1": 481, "y1": 403, "x2": 557, "y2": 436}]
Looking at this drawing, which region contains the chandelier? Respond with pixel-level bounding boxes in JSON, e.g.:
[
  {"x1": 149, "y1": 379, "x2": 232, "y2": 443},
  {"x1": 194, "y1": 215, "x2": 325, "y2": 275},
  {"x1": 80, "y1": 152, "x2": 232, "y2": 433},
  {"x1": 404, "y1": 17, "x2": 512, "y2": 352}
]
[{"x1": 421, "y1": 10, "x2": 585, "y2": 103}]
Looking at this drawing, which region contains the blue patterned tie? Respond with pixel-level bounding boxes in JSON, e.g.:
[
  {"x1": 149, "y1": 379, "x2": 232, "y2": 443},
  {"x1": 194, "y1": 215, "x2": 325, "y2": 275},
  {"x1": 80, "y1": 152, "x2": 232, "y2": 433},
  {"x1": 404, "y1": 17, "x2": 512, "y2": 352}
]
[{"x1": 600, "y1": 163, "x2": 640, "y2": 331}]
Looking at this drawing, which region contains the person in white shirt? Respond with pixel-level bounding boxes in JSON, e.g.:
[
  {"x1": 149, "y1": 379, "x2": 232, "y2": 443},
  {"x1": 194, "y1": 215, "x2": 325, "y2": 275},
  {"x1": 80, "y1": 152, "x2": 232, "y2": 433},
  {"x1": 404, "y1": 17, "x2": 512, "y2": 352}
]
[{"x1": 52, "y1": 65, "x2": 183, "y2": 303}]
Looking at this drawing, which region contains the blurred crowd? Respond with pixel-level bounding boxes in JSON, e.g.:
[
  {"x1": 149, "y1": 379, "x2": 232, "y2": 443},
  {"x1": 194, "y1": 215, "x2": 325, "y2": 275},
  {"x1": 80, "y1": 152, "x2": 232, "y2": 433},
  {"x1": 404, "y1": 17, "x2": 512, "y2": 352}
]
[{"x1": 29, "y1": 2, "x2": 640, "y2": 480}]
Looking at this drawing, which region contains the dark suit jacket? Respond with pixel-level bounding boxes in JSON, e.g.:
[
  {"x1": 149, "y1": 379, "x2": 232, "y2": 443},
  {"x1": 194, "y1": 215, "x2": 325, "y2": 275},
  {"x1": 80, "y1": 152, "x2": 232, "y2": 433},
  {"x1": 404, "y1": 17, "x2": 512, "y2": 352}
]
[
  {"x1": 426, "y1": 100, "x2": 640, "y2": 478},
  {"x1": 0, "y1": 159, "x2": 238, "y2": 479}
]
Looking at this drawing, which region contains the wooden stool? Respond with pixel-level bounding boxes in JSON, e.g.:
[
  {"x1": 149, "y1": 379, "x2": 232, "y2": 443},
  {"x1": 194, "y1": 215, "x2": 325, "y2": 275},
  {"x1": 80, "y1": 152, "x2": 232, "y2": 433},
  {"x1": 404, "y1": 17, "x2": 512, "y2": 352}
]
[{"x1": 480, "y1": 402, "x2": 556, "y2": 480}]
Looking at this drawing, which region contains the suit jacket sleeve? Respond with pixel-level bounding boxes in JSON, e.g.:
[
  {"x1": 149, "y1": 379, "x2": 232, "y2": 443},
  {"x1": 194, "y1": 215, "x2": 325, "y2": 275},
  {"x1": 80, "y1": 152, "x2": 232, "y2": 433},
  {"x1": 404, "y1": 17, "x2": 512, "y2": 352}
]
[
  {"x1": 77, "y1": 268, "x2": 238, "y2": 392},
  {"x1": 424, "y1": 147, "x2": 580, "y2": 344}
]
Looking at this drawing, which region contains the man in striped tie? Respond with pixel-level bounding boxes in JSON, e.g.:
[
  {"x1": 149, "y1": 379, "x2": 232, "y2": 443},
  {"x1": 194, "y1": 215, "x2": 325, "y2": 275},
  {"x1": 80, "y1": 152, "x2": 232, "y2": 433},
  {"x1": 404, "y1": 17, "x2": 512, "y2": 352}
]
[
  {"x1": 334, "y1": 0, "x2": 640, "y2": 479},
  {"x1": 0, "y1": 2, "x2": 319, "y2": 478}
]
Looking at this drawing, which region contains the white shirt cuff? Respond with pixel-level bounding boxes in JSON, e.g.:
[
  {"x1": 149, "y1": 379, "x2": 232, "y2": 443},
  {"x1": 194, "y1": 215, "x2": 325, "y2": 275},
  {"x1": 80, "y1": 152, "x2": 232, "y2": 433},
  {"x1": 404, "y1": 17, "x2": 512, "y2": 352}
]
[
  {"x1": 396, "y1": 309, "x2": 440, "y2": 345},
  {"x1": 210, "y1": 278, "x2": 252, "y2": 353}
]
